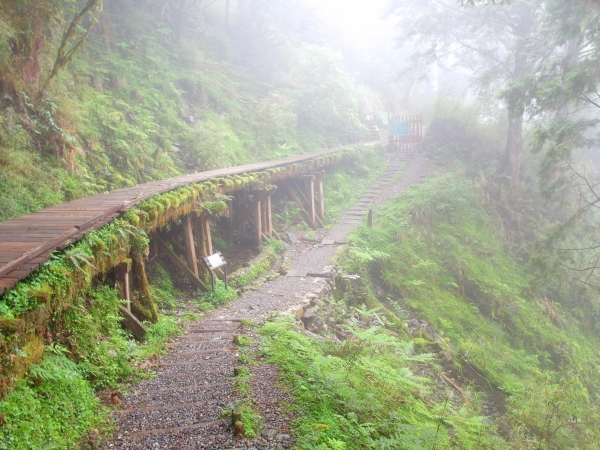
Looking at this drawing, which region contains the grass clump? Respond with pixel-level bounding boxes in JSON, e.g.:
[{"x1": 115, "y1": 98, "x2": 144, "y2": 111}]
[
  {"x1": 239, "y1": 318, "x2": 255, "y2": 329},
  {"x1": 229, "y1": 359, "x2": 263, "y2": 438},
  {"x1": 266, "y1": 237, "x2": 286, "y2": 253},
  {"x1": 195, "y1": 280, "x2": 238, "y2": 312},
  {"x1": 230, "y1": 246, "x2": 278, "y2": 288},
  {"x1": 238, "y1": 404, "x2": 263, "y2": 438}
]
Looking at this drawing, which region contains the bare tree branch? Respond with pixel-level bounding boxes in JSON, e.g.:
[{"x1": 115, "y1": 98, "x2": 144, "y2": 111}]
[{"x1": 40, "y1": 0, "x2": 104, "y2": 93}]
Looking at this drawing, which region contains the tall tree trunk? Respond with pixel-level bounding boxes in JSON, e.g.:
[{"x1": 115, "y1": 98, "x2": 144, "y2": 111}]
[
  {"x1": 556, "y1": 39, "x2": 581, "y2": 117},
  {"x1": 503, "y1": 59, "x2": 526, "y2": 184},
  {"x1": 503, "y1": 6, "x2": 534, "y2": 185},
  {"x1": 505, "y1": 106, "x2": 524, "y2": 184}
]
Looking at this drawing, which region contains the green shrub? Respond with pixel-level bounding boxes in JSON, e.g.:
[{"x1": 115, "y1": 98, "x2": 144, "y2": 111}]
[{"x1": 195, "y1": 280, "x2": 238, "y2": 310}]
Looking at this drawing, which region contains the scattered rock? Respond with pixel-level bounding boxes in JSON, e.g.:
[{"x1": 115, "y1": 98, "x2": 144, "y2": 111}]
[{"x1": 262, "y1": 428, "x2": 277, "y2": 440}]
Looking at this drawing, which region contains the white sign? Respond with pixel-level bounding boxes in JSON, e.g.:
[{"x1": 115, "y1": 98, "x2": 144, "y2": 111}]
[{"x1": 207, "y1": 253, "x2": 225, "y2": 269}]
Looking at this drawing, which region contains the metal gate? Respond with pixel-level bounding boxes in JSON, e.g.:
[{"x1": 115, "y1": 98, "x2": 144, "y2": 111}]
[{"x1": 388, "y1": 115, "x2": 423, "y2": 154}]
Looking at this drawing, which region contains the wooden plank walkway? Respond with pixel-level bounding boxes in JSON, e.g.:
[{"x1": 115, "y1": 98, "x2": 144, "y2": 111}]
[{"x1": 0, "y1": 147, "x2": 350, "y2": 295}]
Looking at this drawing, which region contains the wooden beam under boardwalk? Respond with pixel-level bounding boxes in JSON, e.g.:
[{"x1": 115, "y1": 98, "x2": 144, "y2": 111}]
[
  {"x1": 156, "y1": 235, "x2": 208, "y2": 291},
  {"x1": 182, "y1": 216, "x2": 199, "y2": 277},
  {"x1": 301, "y1": 175, "x2": 316, "y2": 226},
  {"x1": 283, "y1": 183, "x2": 317, "y2": 230}
]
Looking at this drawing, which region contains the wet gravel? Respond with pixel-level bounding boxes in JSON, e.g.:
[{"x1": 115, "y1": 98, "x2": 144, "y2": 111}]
[{"x1": 106, "y1": 152, "x2": 430, "y2": 449}]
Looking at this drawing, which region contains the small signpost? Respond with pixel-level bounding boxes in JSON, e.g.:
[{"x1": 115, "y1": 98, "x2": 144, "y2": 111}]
[
  {"x1": 202, "y1": 251, "x2": 228, "y2": 290},
  {"x1": 388, "y1": 121, "x2": 410, "y2": 136}
]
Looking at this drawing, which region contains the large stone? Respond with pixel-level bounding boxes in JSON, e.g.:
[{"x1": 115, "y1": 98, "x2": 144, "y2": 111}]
[{"x1": 301, "y1": 309, "x2": 327, "y2": 333}]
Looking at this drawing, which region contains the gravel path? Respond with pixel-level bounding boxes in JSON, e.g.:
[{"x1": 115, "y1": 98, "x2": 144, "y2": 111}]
[{"x1": 106, "y1": 151, "x2": 430, "y2": 450}]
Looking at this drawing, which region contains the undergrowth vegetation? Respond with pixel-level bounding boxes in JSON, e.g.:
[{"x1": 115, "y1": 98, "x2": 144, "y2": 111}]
[
  {"x1": 259, "y1": 318, "x2": 502, "y2": 449},
  {"x1": 341, "y1": 173, "x2": 600, "y2": 448},
  {"x1": 0, "y1": 284, "x2": 182, "y2": 450}
]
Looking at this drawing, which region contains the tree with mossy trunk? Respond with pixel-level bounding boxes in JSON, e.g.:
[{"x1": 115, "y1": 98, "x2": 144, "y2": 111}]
[
  {"x1": 0, "y1": 0, "x2": 103, "y2": 97},
  {"x1": 0, "y1": 0, "x2": 103, "y2": 166},
  {"x1": 41, "y1": 0, "x2": 104, "y2": 93}
]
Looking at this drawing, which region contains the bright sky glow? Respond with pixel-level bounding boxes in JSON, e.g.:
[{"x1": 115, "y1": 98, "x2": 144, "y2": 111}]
[{"x1": 305, "y1": 0, "x2": 395, "y2": 45}]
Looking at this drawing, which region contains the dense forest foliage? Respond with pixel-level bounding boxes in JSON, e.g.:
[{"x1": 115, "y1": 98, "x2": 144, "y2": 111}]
[{"x1": 0, "y1": 0, "x2": 382, "y2": 221}]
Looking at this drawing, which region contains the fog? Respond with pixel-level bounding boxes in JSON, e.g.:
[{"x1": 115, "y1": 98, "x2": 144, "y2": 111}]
[{"x1": 304, "y1": 0, "x2": 395, "y2": 45}]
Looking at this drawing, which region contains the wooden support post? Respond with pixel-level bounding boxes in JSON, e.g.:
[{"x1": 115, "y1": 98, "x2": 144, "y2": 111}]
[
  {"x1": 291, "y1": 180, "x2": 325, "y2": 228},
  {"x1": 367, "y1": 209, "x2": 373, "y2": 227},
  {"x1": 120, "y1": 307, "x2": 147, "y2": 340},
  {"x1": 194, "y1": 218, "x2": 206, "y2": 257},
  {"x1": 114, "y1": 258, "x2": 146, "y2": 339},
  {"x1": 227, "y1": 201, "x2": 234, "y2": 244},
  {"x1": 115, "y1": 259, "x2": 132, "y2": 311},
  {"x1": 254, "y1": 198, "x2": 262, "y2": 247},
  {"x1": 230, "y1": 188, "x2": 276, "y2": 242},
  {"x1": 262, "y1": 199, "x2": 268, "y2": 238},
  {"x1": 182, "y1": 216, "x2": 199, "y2": 277},
  {"x1": 202, "y1": 217, "x2": 213, "y2": 256},
  {"x1": 193, "y1": 211, "x2": 213, "y2": 257},
  {"x1": 156, "y1": 236, "x2": 208, "y2": 291},
  {"x1": 266, "y1": 195, "x2": 273, "y2": 237},
  {"x1": 302, "y1": 175, "x2": 316, "y2": 226},
  {"x1": 312, "y1": 172, "x2": 325, "y2": 220}
]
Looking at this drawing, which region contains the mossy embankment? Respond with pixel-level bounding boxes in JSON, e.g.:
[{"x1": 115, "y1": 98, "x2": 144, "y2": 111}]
[{"x1": 332, "y1": 173, "x2": 600, "y2": 448}]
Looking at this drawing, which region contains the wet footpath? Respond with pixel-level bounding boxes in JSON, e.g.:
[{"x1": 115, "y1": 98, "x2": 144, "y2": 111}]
[{"x1": 107, "y1": 152, "x2": 430, "y2": 450}]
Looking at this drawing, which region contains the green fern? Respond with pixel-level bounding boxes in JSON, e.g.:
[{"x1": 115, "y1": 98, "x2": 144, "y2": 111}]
[{"x1": 65, "y1": 251, "x2": 96, "y2": 274}]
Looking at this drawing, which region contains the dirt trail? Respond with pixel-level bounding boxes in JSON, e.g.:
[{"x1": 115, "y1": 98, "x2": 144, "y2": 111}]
[{"x1": 107, "y1": 152, "x2": 431, "y2": 450}]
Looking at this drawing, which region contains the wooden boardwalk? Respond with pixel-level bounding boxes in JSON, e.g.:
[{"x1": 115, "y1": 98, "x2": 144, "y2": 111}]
[{"x1": 0, "y1": 147, "x2": 350, "y2": 295}]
